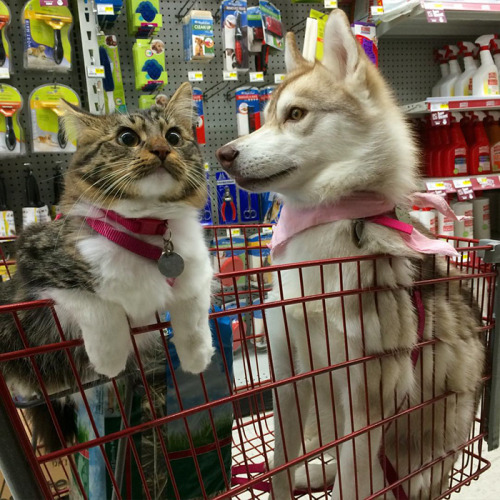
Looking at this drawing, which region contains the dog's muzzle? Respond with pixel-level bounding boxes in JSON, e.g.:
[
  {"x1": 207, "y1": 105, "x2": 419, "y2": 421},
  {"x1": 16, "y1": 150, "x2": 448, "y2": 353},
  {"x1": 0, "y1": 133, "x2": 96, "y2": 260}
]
[{"x1": 216, "y1": 145, "x2": 239, "y2": 172}]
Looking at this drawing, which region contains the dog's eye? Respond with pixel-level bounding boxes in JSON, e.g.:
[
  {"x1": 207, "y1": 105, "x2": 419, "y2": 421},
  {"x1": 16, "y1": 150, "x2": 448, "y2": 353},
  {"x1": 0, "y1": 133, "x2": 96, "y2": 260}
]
[
  {"x1": 287, "y1": 107, "x2": 306, "y2": 122},
  {"x1": 117, "y1": 129, "x2": 140, "y2": 147},
  {"x1": 166, "y1": 128, "x2": 182, "y2": 146}
]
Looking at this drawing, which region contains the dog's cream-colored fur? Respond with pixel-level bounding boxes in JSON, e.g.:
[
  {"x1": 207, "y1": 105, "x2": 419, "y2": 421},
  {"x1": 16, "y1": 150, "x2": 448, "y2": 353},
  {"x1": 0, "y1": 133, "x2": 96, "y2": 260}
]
[{"x1": 217, "y1": 9, "x2": 484, "y2": 500}]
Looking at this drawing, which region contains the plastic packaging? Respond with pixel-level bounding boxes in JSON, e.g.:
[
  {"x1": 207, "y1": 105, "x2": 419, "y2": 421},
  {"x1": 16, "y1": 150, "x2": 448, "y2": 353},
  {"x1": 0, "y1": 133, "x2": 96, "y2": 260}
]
[
  {"x1": 452, "y1": 201, "x2": 474, "y2": 239},
  {"x1": 472, "y1": 35, "x2": 499, "y2": 96},
  {"x1": 468, "y1": 112, "x2": 492, "y2": 174},
  {"x1": 441, "y1": 114, "x2": 468, "y2": 176},
  {"x1": 0, "y1": 84, "x2": 25, "y2": 156},
  {"x1": 432, "y1": 49, "x2": 449, "y2": 98},
  {"x1": 193, "y1": 87, "x2": 206, "y2": 145},
  {"x1": 98, "y1": 35, "x2": 127, "y2": 114},
  {"x1": 0, "y1": 1, "x2": 11, "y2": 79},
  {"x1": 419, "y1": 208, "x2": 437, "y2": 235},
  {"x1": 126, "y1": 0, "x2": 162, "y2": 38},
  {"x1": 235, "y1": 86, "x2": 260, "y2": 136},
  {"x1": 473, "y1": 197, "x2": 490, "y2": 240},
  {"x1": 182, "y1": 10, "x2": 215, "y2": 62},
  {"x1": 132, "y1": 39, "x2": 168, "y2": 91},
  {"x1": 440, "y1": 45, "x2": 462, "y2": 97},
  {"x1": 455, "y1": 41, "x2": 479, "y2": 97},
  {"x1": 437, "y1": 210, "x2": 455, "y2": 239},
  {"x1": 484, "y1": 111, "x2": 500, "y2": 172},
  {"x1": 221, "y1": 0, "x2": 249, "y2": 73}
]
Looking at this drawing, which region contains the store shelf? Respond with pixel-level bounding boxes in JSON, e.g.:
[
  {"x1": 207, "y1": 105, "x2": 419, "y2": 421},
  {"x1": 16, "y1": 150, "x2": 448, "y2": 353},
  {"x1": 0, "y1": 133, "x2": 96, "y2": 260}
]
[
  {"x1": 403, "y1": 97, "x2": 500, "y2": 115},
  {"x1": 375, "y1": 1, "x2": 500, "y2": 38},
  {"x1": 423, "y1": 174, "x2": 500, "y2": 193}
]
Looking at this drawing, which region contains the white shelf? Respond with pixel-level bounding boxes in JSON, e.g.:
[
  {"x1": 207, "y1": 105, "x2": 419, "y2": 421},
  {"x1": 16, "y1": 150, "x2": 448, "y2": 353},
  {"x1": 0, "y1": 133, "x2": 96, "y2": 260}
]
[
  {"x1": 403, "y1": 97, "x2": 500, "y2": 115},
  {"x1": 375, "y1": 1, "x2": 500, "y2": 38}
]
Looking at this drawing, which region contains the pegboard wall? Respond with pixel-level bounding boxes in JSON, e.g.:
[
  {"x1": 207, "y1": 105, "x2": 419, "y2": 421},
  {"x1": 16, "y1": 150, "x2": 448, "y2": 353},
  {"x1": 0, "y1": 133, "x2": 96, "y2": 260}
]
[{"x1": 0, "y1": 0, "x2": 491, "y2": 227}]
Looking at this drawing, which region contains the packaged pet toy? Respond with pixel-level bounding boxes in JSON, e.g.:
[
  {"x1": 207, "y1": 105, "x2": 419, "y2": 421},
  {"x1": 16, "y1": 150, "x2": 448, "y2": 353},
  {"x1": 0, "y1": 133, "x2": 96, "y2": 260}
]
[
  {"x1": 220, "y1": 0, "x2": 249, "y2": 73},
  {"x1": 0, "y1": 1, "x2": 11, "y2": 79},
  {"x1": 29, "y1": 84, "x2": 80, "y2": 153},
  {"x1": 259, "y1": 85, "x2": 275, "y2": 123},
  {"x1": 183, "y1": 10, "x2": 215, "y2": 62},
  {"x1": 23, "y1": 0, "x2": 73, "y2": 71},
  {"x1": 193, "y1": 87, "x2": 206, "y2": 145},
  {"x1": 98, "y1": 34, "x2": 127, "y2": 114},
  {"x1": 0, "y1": 84, "x2": 25, "y2": 156},
  {"x1": 352, "y1": 22, "x2": 378, "y2": 66},
  {"x1": 133, "y1": 39, "x2": 168, "y2": 92},
  {"x1": 95, "y1": 0, "x2": 123, "y2": 30},
  {"x1": 235, "y1": 86, "x2": 261, "y2": 136},
  {"x1": 127, "y1": 0, "x2": 162, "y2": 38}
]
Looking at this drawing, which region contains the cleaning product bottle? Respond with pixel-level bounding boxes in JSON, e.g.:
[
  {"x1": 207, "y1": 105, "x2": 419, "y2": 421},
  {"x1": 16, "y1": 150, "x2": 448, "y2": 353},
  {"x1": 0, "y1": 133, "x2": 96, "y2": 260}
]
[
  {"x1": 484, "y1": 111, "x2": 500, "y2": 172},
  {"x1": 460, "y1": 112, "x2": 475, "y2": 147},
  {"x1": 455, "y1": 41, "x2": 479, "y2": 96},
  {"x1": 490, "y1": 36, "x2": 500, "y2": 73},
  {"x1": 469, "y1": 112, "x2": 492, "y2": 175},
  {"x1": 472, "y1": 35, "x2": 499, "y2": 96},
  {"x1": 440, "y1": 45, "x2": 462, "y2": 97},
  {"x1": 442, "y1": 113, "x2": 468, "y2": 176},
  {"x1": 432, "y1": 49, "x2": 449, "y2": 98},
  {"x1": 438, "y1": 122, "x2": 452, "y2": 177}
]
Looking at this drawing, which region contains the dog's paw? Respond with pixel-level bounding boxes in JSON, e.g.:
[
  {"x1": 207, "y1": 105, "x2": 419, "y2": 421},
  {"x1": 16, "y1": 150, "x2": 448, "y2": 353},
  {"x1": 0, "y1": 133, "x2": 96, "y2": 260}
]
[
  {"x1": 178, "y1": 325, "x2": 215, "y2": 374},
  {"x1": 90, "y1": 351, "x2": 128, "y2": 378},
  {"x1": 295, "y1": 462, "x2": 337, "y2": 490}
]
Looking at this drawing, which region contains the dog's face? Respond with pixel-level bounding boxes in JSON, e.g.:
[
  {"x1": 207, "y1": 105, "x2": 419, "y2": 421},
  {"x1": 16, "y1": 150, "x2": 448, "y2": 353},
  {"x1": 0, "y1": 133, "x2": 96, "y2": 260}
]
[{"x1": 216, "y1": 9, "x2": 417, "y2": 206}]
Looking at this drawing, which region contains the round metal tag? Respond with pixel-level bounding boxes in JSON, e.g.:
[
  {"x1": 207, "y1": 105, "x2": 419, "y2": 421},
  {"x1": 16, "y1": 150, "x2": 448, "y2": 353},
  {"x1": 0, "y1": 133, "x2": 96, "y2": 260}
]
[
  {"x1": 158, "y1": 252, "x2": 185, "y2": 278},
  {"x1": 395, "y1": 206, "x2": 412, "y2": 224}
]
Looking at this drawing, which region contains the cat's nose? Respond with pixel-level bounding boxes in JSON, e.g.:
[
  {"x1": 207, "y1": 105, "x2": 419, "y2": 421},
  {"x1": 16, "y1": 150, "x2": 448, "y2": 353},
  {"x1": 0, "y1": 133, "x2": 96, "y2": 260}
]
[
  {"x1": 151, "y1": 146, "x2": 170, "y2": 161},
  {"x1": 216, "y1": 145, "x2": 239, "y2": 171}
]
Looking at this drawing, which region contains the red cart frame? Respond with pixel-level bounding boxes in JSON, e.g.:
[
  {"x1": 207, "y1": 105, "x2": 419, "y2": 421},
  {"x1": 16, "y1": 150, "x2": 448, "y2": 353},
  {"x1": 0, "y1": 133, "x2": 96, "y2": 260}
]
[{"x1": 0, "y1": 226, "x2": 499, "y2": 500}]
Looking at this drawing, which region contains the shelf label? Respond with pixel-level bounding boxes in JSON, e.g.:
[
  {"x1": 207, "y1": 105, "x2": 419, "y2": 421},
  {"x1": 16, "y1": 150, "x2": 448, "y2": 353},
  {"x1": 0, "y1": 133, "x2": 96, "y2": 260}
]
[
  {"x1": 188, "y1": 71, "x2": 203, "y2": 82},
  {"x1": 274, "y1": 74, "x2": 286, "y2": 84},
  {"x1": 223, "y1": 71, "x2": 238, "y2": 81},
  {"x1": 476, "y1": 176, "x2": 500, "y2": 189},
  {"x1": 429, "y1": 102, "x2": 449, "y2": 111},
  {"x1": 97, "y1": 4, "x2": 114, "y2": 15},
  {"x1": 426, "y1": 181, "x2": 446, "y2": 191},
  {"x1": 249, "y1": 72, "x2": 264, "y2": 82},
  {"x1": 452, "y1": 178, "x2": 472, "y2": 189},
  {"x1": 0, "y1": 68, "x2": 9, "y2": 79},
  {"x1": 425, "y1": 8, "x2": 447, "y2": 23},
  {"x1": 370, "y1": 6, "x2": 384, "y2": 15},
  {"x1": 229, "y1": 228, "x2": 241, "y2": 237},
  {"x1": 262, "y1": 227, "x2": 273, "y2": 235},
  {"x1": 324, "y1": 0, "x2": 338, "y2": 8},
  {"x1": 87, "y1": 66, "x2": 105, "y2": 78},
  {"x1": 40, "y1": 0, "x2": 68, "y2": 5},
  {"x1": 453, "y1": 178, "x2": 475, "y2": 201},
  {"x1": 430, "y1": 110, "x2": 450, "y2": 126}
]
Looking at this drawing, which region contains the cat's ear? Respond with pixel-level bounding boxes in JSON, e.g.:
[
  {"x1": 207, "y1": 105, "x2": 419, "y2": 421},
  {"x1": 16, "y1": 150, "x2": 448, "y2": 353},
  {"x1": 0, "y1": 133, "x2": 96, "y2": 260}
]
[
  {"x1": 58, "y1": 100, "x2": 101, "y2": 141},
  {"x1": 165, "y1": 82, "x2": 196, "y2": 132}
]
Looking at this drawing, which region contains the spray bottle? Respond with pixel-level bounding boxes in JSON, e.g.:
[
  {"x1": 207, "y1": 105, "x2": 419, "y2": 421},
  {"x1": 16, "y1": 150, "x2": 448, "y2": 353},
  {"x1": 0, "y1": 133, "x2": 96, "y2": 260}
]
[
  {"x1": 484, "y1": 111, "x2": 500, "y2": 172},
  {"x1": 455, "y1": 42, "x2": 479, "y2": 96},
  {"x1": 490, "y1": 36, "x2": 500, "y2": 73},
  {"x1": 472, "y1": 35, "x2": 499, "y2": 96},
  {"x1": 468, "y1": 111, "x2": 492, "y2": 174},
  {"x1": 440, "y1": 45, "x2": 462, "y2": 97},
  {"x1": 441, "y1": 113, "x2": 468, "y2": 176},
  {"x1": 432, "y1": 49, "x2": 449, "y2": 98}
]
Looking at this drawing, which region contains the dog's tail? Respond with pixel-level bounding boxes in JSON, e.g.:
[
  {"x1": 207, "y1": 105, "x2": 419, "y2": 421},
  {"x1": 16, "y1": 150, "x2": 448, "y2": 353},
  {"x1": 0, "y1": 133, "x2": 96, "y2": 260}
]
[{"x1": 27, "y1": 397, "x2": 77, "y2": 452}]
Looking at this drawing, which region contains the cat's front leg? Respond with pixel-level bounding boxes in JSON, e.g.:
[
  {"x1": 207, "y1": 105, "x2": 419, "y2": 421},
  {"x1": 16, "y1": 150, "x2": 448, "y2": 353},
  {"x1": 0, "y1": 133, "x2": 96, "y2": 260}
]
[
  {"x1": 48, "y1": 289, "x2": 132, "y2": 378},
  {"x1": 168, "y1": 285, "x2": 214, "y2": 375}
]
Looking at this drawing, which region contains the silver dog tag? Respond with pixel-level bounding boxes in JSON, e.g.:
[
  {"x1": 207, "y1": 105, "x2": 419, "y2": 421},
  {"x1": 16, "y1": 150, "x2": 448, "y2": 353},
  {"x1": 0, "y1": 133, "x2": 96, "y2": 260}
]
[
  {"x1": 158, "y1": 239, "x2": 184, "y2": 278},
  {"x1": 395, "y1": 206, "x2": 412, "y2": 224}
]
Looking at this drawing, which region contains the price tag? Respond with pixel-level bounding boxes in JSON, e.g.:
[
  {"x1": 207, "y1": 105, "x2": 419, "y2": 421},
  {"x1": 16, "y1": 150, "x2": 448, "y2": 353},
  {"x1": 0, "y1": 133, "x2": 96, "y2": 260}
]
[
  {"x1": 430, "y1": 110, "x2": 450, "y2": 126},
  {"x1": 453, "y1": 179, "x2": 475, "y2": 201},
  {"x1": 324, "y1": 0, "x2": 338, "y2": 8},
  {"x1": 249, "y1": 72, "x2": 264, "y2": 82},
  {"x1": 452, "y1": 178, "x2": 472, "y2": 189},
  {"x1": 274, "y1": 74, "x2": 286, "y2": 84},
  {"x1": 0, "y1": 68, "x2": 9, "y2": 79},
  {"x1": 262, "y1": 227, "x2": 273, "y2": 235},
  {"x1": 40, "y1": 0, "x2": 68, "y2": 5},
  {"x1": 429, "y1": 102, "x2": 449, "y2": 111},
  {"x1": 425, "y1": 9, "x2": 447, "y2": 23},
  {"x1": 481, "y1": 4, "x2": 491, "y2": 10},
  {"x1": 426, "y1": 181, "x2": 446, "y2": 191},
  {"x1": 87, "y1": 66, "x2": 105, "y2": 78},
  {"x1": 229, "y1": 228, "x2": 241, "y2": 237},
  {"x1": 477, "y1": 176, "x2": 496, "y2": 189},
  {"x1": 370, "y1": 6, "x2": 384, "y2": 15},
  {"x1": 188, "y1": 71, "x2": 203, "y2": 82},
  {"x1": 223, "y1": 71, "x2": 238, "y2": 81},
  {"x1": 97, "y1": 4, "x2": 114, "y2": 15}
]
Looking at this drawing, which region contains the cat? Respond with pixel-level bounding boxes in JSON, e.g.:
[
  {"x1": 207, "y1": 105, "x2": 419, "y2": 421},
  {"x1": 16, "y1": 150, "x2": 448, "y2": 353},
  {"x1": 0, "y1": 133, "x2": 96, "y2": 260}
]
[{"x1": 0, "y1": 82, "x2": 214, "y2": 450}]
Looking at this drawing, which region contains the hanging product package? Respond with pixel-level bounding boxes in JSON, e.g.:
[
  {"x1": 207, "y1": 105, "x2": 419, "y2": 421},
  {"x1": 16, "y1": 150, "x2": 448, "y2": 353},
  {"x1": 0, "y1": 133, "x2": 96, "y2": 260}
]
[
  {"x1": 193, "y1": 87, "x2": 206, "y2": 145},
  {"x1": 95, "y1": 0, "x2": 123, "y2": 30},
  {"x1": 302, "y1": 9, "x2": 327, "y2": 62},
  {"x1": 258, "y1": 1, "x2": 284, "y2": 51},
  {"x1": 0, "y1": 0, "x2": 11, "y2": 79},
  {"x1": 259, "y1": 85, "x2": 275, "y2": 123},
  {"x1": 352, "y1": 22, "x2": 378, "y2": 66},
  {"x1": 29, "y1": 84, "x2": 80, "y2": 153},
  {"x1": 138, "y1": 93, "x2": 168, "y2": 109},
  {"x1": 200, "y1": 163, "x2": 212, "y2": 225},
  {"x1": 127, "y1": 0, "x2": 162, "y2": 38},
  {"x1": 183, "y1": 10, "x2": 215, "y2": 62},
  {"x1": 23, "y1": 169, "x2": 50, "y2": 227},
  {"x1": 235, "y1": 86, "x2": 261, "y2": 136},
  {"x1": 133, "y1": 38, "x2": 168, "y2": 91},
  {"x1": 98, "y1": 34, "x2": 127, "y2": 114},
  {"x1": 23, "y1": 0, "x2": 73, "y2": 71},
  {"x1": 0, "y1": 84, "x2": 25, "y2": 156},
  {"x1": 161, "y1": 317, "x2": 234, "y2": 499},
  {"x1": 0, "y1": 176, "x2": 15, "y2": 237},
  {"x1": 221, "y1": 0, "x2": 249, "y2": 73}
]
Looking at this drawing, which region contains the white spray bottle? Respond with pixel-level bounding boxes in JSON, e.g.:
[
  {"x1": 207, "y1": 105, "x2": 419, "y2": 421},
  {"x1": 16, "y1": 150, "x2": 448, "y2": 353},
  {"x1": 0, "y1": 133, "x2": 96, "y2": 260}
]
[
  {"x1": 440, "y1": 45, "x2": 462, "y2": 97},
  {"x1": 455, "y1": 42, "x2": 479, "y2": 96},
  {"x1": 472, "y1": 35, "x2": 499, "y2": 96},
  {"x1": 432, "y1": 49, "x2": 450, "y2": 98},
  {"x1": 490, "y1": 36, "x2": 500, "y2": 74}
]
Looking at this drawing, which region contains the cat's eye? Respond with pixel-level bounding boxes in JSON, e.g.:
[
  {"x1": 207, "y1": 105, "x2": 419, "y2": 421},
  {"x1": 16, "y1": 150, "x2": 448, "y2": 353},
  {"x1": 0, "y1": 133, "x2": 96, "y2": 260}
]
[
  {"x1": 166, "y1": 129, "x2": 182, "y2": 146},
  {"x1": 287, "y1": 107, "x2": 306, "y2": 122},
  {"x1": 117, "y1": 129, "x2": 140, "y2": 147}
]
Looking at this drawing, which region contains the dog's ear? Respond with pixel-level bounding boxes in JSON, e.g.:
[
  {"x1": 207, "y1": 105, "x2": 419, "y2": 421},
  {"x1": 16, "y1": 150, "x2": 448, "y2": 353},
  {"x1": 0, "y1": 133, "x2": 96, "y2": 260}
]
[
  {"x1": 285, "y1": 32, "x2": 307, "y2": 73},
  {"x1": 322, "y1": 9, "x2": 364, "y2": 82}
]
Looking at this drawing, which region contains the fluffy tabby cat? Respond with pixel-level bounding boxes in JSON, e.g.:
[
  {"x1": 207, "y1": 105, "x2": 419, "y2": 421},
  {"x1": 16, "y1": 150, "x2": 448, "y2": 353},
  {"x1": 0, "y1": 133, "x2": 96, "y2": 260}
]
[{"x1": 0, "y1": 82, "x2": 214, "y2": 448}]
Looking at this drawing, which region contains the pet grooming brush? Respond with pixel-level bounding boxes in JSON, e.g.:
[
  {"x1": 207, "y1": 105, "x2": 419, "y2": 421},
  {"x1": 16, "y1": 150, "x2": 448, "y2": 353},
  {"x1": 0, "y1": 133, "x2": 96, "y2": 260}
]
[
  {"x1": 0, "y1": 101, "x2": 20, "y2": 151},
  {"x1": 29, "y1": 12, "x2": 72, "y2": 65},
  {"x1": 142, "y1": 59, "x2": 163, "y2": 80},
  {"x1": 33, "y1": 100, "x2": 67, "y2": 149},
  {"x1": 136, "y1": 1, "x2": 157, "y2": 22},
  {"x1": 0, "y1": 14, "x2": 9, "y2": 67},
  {"x1": 99, "y1": 46, "x2": 115, "y2": 113}
]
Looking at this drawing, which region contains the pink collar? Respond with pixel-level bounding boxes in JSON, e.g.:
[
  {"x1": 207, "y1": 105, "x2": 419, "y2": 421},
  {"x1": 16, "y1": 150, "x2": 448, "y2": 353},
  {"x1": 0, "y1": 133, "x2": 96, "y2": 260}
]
[
  {"x1": 270, "y1": 192, "x2": 465, "y2": 258},
  {"x1": 83, "y1": 209, "x2": 175, "y2": 286}
]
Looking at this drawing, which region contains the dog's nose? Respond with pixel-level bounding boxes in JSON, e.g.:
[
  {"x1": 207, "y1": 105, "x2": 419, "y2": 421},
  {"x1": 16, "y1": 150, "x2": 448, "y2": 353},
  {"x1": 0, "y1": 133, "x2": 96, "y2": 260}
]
[
  {"x1": 151, "y1": 146, "x2": 170, "y2": 161},
  {"x1": 216, "y1": 145, "x2": 239, "y2": 170}
]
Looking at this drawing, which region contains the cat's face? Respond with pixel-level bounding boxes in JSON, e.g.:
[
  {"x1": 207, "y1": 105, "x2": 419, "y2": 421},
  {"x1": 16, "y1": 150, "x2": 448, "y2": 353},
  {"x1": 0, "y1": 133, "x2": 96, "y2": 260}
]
[{"x1": 61, "y1": 82, "x2": 206, "y2": 210}]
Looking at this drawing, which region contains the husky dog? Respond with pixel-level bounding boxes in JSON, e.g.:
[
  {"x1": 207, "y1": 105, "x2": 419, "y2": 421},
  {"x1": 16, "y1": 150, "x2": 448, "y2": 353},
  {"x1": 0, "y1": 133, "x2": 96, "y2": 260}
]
[{"x1": 216, "y1": 9, "x2": 484, "y2": 500}]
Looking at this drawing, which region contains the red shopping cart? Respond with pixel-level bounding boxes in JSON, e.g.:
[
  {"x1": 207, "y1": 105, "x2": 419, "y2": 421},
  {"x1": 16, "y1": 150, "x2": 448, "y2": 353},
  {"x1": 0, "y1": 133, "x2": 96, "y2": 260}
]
[{"x1": 0, "y1": 227, "x2": 498, "y2": 499}]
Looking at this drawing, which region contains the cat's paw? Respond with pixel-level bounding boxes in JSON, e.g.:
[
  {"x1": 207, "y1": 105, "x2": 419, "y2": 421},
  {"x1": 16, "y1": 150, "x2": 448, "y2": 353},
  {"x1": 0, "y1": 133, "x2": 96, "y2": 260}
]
[
  {"x1": 86, "y1": 338, "x2": 130, "y2": 378},
  {"x1": 180, "y1": 341, "x2": 215, "y2": 374}
]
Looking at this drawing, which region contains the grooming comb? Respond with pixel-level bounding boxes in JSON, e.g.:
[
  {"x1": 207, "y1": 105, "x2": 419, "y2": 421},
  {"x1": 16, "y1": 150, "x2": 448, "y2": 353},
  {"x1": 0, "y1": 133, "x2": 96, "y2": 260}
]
[
  {"x1": 0, "y1": 14, "x2": 9, "y2": 67},
  {"x1": 33, "y1": 100, "x2": 67, "y2": 149},
  {"x1": 27, "y1": 11, "x2": 72, "y2": 65},
  {"x1": 0, "y1": 101, "x2": 21, "y2": 151}
]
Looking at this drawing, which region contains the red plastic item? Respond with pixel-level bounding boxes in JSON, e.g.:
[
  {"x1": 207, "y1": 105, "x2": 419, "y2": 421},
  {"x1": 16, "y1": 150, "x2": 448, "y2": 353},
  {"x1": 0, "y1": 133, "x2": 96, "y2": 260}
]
[
  {"x1": 441, "y1": 116, "x2": 468, "y2": 176},
  {"x1": 469, "y1": 114, "x2": 492, "y2": 174}
]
